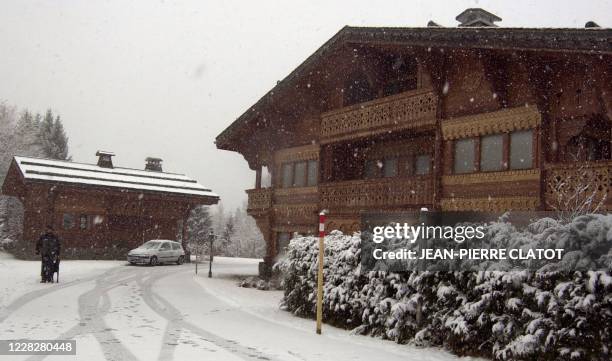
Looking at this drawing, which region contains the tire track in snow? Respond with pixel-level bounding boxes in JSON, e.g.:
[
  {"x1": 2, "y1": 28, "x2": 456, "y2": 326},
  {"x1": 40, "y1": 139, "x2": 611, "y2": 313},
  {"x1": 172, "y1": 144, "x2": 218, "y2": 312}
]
[
  {"x1": 141, "y1": 269, "x2": 282, "y2": 361},
  {"x1": 22, "y1": 265, "x2": 168, "y2": 361},
  {"x1": 0, "y1": 265, "x2": 128, "y2": 323}
]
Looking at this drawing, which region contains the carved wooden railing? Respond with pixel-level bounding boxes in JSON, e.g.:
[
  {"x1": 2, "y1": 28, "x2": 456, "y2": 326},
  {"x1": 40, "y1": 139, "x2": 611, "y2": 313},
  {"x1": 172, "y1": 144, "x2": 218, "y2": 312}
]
[
  {"x1": 544, "y1": 161, "x2": 612, "y2": 211},
  {"x1": 246, "y1": 188, "x2": 273, "y2": 212},
  {"x1": 319, "y1": 177, "x2": 433, "y2": 209},
  {"x1": 320, "y1": 88, "x2": 437, "y2": 144}
]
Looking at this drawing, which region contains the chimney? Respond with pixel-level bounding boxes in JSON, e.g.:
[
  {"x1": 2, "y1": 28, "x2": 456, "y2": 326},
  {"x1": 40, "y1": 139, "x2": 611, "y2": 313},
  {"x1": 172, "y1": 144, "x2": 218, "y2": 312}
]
[
  {"x1": 456, "y1": 8, "x2": 501, "y2": 27},
  {"x1": 96, "y1": 150, "x2": 115, "y2": 168},
  {"x1": 145, "y1": 157, "x2": 163, "y2": 172},
  {"x1": 585, "y1": 21, "x2": 600, "y2": 28}
]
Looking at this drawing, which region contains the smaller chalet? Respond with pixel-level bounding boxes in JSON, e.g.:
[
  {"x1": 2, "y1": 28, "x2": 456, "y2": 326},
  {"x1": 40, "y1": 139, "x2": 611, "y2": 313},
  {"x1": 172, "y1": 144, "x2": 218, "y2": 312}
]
[{"x1": 1, "y1": 151, "x2": 219, "y2": 259}]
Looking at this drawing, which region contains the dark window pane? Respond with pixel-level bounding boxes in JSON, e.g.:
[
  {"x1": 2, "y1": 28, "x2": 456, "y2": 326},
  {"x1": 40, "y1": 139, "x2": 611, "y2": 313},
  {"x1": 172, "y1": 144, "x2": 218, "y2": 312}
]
[
  {"x1": 294, "y1": 161, "x2": 307, "y2": 187},
  {"x1": 281, "y1": 163, "x2": 293, "y2": 188},
  {"x1": 454, "y1": 138, "x2": 476, "y2": 174},
  {"x1": 510, "y1": 130, "x2": 533, "y2": 169},
  {"x1": 480, "y1": 134, "x2": 504, "y2": 171},
  {"x1": 365, "y1": 159, "x2": 380, "y2": 179},
  {"x1": 383, "y1": 158, "x2": 398, "y2": 177},
  {"x1": 307, "y1": 160, "x2": 318, "y2": 186},
  {"x1": 63, "y1": 213, "x2": 75, "y2": 230},
  {"x1": 344, "y1": 71, "x2": 375, "y2": 106},
  {"x1": 382, "y1": 55, "x2": 418, "y2": 97},
  {"x1": 79, "y1": 215, "x2": 88, "y2": 230},
  {"x1": 415, "y1": 155, "x2": 431, "y2": 175}
]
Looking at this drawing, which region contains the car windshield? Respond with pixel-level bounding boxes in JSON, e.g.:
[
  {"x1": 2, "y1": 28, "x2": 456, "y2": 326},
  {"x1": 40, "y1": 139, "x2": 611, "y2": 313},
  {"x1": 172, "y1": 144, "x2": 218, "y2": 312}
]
[{"x1": 141, "y1": 241, "x2": 161, "y2": 249}]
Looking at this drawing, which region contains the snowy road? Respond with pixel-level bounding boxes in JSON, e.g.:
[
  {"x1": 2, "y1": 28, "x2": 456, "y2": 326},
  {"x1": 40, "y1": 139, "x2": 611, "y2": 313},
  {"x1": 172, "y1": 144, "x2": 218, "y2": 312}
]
[{"x1": 0, "y1": 255, "x2": 480, "y2": 361}]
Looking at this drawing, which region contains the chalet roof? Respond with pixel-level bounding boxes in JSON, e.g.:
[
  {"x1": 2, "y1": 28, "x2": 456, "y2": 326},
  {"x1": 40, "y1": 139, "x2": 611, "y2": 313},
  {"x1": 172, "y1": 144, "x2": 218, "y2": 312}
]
[
  {"x1": 216, "y1": 26, "x2": 612, "y2": 150},
  {"x1": 8, "y1": 156, "x2": 219, "y2": 199}
]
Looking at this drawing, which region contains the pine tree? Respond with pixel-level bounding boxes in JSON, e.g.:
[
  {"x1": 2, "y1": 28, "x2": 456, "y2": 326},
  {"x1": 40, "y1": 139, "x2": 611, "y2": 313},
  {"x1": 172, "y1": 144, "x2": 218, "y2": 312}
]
[
  {"x1": 38, "y1": 109, "x2": 70, "y2": 160},
  {"x1": 186, "y1": 205, "x2": 212, "y2": 256},
  {"x1": 51, "y1": 117, "x2": 69, "y2": 160},
  {"x1": 15, "y1": 111, "x2": 43, "y2": 157},
  {"x1": 221, "y1": 215, "x2": 235, "y2": 256}
]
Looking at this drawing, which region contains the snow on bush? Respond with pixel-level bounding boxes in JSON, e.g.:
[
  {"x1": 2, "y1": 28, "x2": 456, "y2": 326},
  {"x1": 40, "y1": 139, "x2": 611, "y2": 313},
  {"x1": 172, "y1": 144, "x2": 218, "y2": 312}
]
[{"x1": 275, "y1": 215, "x2": 612, "y2": 360}]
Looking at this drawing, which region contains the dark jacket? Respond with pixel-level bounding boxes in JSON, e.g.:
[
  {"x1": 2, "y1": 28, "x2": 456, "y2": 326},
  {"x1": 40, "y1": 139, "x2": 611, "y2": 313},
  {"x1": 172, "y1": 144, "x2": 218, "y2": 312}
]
[{"x1": 36, "y1": 232, "x2": 61, "y2": 257}]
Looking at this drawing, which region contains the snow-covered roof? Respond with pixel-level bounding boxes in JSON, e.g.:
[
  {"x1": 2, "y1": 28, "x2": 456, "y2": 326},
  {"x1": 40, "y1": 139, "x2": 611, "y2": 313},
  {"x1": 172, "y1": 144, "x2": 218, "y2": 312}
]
[{"x1": 12, "y1": 156, "x2": 219, "y2": 199}]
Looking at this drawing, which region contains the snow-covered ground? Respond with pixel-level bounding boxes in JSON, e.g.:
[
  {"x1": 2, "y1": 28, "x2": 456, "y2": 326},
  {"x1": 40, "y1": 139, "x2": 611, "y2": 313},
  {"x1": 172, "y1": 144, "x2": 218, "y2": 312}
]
[{"x1": 0, "y1": 252, "x2": 482, "y2": 361}]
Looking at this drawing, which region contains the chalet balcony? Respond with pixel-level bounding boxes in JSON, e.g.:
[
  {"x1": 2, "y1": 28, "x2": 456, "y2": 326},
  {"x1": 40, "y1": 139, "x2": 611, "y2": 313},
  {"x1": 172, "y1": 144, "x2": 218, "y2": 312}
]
[
  {"x1": 246, "y1": 188, "x2": 273, "y2": 214},
  {"x1": 544, "y1": 160, "x2": 612, "y2": 211},
  {"x1": 320, "y1": 88, "x2": 437, "y2": 144},
  {"x1": 319, "y1": 176, "x2": 433, "y2": 210}
]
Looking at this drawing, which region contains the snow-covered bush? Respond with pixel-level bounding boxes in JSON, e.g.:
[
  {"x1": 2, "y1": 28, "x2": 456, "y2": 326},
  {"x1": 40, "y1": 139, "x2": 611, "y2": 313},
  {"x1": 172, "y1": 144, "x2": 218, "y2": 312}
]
[{"x1": 275, "y1": 215, "x2": 612, "y2": 360}]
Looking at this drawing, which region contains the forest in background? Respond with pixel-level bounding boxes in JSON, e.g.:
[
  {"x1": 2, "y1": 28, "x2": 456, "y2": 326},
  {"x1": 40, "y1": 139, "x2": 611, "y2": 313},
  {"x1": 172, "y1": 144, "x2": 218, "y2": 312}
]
[{"x1": 186, "y1": 202, "x2": 265, "y2": 259}]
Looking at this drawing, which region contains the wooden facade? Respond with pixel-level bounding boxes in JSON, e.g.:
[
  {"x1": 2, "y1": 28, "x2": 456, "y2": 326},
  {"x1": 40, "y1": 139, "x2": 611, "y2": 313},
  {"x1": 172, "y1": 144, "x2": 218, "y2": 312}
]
[
  {"x1": 1, "y1": 155, "x2": 219, "y2": 259},
  {"x1": 216, "y1": 23, "x2": 612, "y2": 269}
]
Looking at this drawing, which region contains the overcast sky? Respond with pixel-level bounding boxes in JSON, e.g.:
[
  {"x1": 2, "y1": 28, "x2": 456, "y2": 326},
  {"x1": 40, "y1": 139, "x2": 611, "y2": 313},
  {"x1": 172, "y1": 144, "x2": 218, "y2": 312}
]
[{"x1": 1, "y1": 0, "x2": 610, "y2": 211}]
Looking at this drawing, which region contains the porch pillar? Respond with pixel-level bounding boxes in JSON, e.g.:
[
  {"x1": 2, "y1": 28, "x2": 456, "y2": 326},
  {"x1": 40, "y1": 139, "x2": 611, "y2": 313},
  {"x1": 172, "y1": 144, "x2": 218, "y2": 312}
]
[
  {"x1": 432, "y1": 127, "x2": 443, "y2": 210},
  {"x1": 182, "y1": 206, "x2": 192, "y2": 262},
  {"x1": 255, "y1": 166, "x2": 262, "y2": 189}
]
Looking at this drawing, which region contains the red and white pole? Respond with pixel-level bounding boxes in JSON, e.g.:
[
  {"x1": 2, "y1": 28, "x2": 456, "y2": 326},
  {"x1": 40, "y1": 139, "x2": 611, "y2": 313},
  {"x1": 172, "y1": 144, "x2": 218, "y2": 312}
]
[{"x1": 316, "y1": 210, "x2": 326, "y2": 334}]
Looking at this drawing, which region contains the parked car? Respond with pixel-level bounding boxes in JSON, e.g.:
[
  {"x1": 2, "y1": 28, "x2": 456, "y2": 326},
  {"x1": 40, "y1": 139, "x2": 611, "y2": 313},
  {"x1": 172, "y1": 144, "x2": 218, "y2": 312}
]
[{"x1": 127, "y1": 240, "x2": 185, "y2": 266}]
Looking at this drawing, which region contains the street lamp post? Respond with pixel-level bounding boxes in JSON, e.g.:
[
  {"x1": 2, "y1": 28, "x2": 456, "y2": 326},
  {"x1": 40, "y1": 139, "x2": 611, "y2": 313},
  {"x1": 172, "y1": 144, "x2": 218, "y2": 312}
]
[{"x1": 208, "y1": 229, "x2": 215, "y2": 278}]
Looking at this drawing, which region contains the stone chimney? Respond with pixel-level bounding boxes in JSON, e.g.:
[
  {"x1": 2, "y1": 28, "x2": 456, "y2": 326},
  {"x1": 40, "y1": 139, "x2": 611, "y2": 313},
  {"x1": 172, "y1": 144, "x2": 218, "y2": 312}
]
[
  {"x1": 145, "y1": 157, "x2": 163, "y2": 172},
  {"x1": 456, "y1": 8, "x2": 501, "y2": 27},
  {"x1": 96, "y1": 150, "x2": 115, "y2": 168}
]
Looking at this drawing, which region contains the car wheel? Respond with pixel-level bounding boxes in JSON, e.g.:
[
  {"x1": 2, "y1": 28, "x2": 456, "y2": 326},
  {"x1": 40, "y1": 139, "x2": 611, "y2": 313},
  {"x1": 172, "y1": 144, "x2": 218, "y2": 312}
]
[
  {"x1": 177, "y1": 255, "x2": 184, "y2": 265},
  {"x1": 149, "y1": 256, "x2": 159, "y2": 266}
]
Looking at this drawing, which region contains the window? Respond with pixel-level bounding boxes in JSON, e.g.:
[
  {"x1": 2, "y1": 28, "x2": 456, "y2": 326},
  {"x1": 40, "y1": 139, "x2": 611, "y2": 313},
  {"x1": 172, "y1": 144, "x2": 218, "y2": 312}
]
[
  {"x1": 307, "y1": 160, "x2": 318, "y2": 186},
  {"x1": 454, "y1": 138, "x2": 476, "y2": 174},
  {"x1": 510, "y1": 130, "x2": 533, "y2": 169},
  {"x1": 281, "y1": 163, "x2": 293, "y2": 188},
  {"x1": 382, "y1": 55, "x2": 418, "y2": 97},
  {"x1": 294, "y1": 161, "x2": 307, "y2": 187},
  {"x1": 365, "y1": 159, "x2": 380, "y2": 179},
  {"x1": 160, "y1": 242, "x2": 171, "y2": 251},
  {"x1": 63, "y1": 213, "x2": 75, "y2": 230},
  {"x1": 79, "y1": 215, "x2": 88, "y2": 230},
  {"x1": 343, "y1": 71, "x2": 375, "y2": 106},
  {"x1": 480, "y1": 134, "x2": 504, "y2": 171},
  {"x1": 280, "y1": 160, "x2": 317, "y2": 188},
  {"x1": 383, "y1": 157, "x2": 398, "y2": 177},
  {"x1": 92, "y1": 215, "x2": 104, "y2": 227},
  {"x1": 415, "y1": 155, "x2": 431, "y2": 175},
  {"x1": 261, "y1": 166, "x2": 272, "y2": 188},
  {"x1": 171, "y1": 243, "x2": 181, "y2": 250}
]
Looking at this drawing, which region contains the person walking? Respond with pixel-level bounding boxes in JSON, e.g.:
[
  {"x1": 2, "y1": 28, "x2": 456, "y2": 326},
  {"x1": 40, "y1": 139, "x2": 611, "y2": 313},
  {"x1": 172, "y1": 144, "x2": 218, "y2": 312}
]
[{"x1": 35, "y1": 225, "x2": 61, "y2": 283}]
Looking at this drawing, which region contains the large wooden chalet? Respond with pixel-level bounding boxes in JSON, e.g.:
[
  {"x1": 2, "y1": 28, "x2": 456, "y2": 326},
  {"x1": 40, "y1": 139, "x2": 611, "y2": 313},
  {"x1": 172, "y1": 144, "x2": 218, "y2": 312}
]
[
  {"x1": 1, "y1": 151, "x2": 219, "y2": 259},
  {"x1": 216, "y1": 9, "x2": 612, "y2": 270}
]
